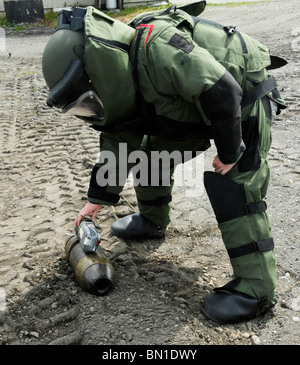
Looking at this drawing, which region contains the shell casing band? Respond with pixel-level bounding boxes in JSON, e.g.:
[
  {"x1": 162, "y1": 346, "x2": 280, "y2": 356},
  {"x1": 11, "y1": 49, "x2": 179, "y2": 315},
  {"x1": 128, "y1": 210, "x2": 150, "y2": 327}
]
[{"x1": 75, "y1": 255, "x2": 114, "y2": 287}]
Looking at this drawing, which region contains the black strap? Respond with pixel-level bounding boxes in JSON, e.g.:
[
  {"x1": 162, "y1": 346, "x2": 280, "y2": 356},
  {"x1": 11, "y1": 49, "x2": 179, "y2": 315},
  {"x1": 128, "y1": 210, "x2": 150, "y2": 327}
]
[
  {"x1": 88, "y1": 186, "x2": 120, "y2": 204},
  {"x1": 139, "y1": 5, "x2": 177, "y2": 24},
  {"x1": 216, "y1": 200, "x2": 267, "y2": 224},
  {"x1": 91, "y1": 115, "x2": 214, "y2": 140},
  {"x1": 236, "y1": 31, "x2": 248, "y2": 54},
  {"x1": 88, "y1": 165, "x2": 121, "y2": 204},
  {"x1": 133, "y1": 26, "x2": 145, "y2": 96},
  {"x1": 138, "y1": 195, "x2": 172, "y2": 207},
  {"x1": 227, "y1": 237, "x2": 274, "y2": 259},
  {"x1": 241, "y1": 76, "x2": 278, "y2": 107},
  {"x1": 193, "y1": 17, "x2": 223, "y2": 28}
]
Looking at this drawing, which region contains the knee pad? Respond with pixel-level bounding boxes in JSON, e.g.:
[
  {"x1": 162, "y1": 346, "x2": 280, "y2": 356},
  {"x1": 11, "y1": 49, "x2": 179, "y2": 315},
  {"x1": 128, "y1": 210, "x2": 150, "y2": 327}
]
[{"x1": 203, "y1": 171, "x2": 267, "y2": 224}]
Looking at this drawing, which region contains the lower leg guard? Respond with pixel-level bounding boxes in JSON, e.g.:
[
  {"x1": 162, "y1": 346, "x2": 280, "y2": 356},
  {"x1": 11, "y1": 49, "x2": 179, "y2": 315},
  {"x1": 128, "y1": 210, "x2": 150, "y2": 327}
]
[{"x1": 204, "y1": 170, "x2": 277, "y2": 307}]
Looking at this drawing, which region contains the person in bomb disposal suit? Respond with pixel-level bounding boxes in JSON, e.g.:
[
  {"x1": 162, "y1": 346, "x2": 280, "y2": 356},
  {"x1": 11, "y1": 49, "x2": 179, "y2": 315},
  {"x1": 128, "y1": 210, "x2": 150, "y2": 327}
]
[{"x1": 42, "y1": 1, "x2": 287, "y2": 323}]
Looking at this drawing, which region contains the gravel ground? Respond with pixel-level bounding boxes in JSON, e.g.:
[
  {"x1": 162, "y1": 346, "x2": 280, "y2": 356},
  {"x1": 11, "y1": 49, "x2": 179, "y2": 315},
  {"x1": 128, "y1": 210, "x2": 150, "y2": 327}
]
[{"x1": 0, "y1": 0, "x2": 299, "y2": 349}]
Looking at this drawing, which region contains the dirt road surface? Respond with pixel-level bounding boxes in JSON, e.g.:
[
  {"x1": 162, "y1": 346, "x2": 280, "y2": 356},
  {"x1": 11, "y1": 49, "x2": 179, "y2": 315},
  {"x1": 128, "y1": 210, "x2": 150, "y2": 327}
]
[{"x1": 0, "y1": 0, "x2": 299, "y2": 347}]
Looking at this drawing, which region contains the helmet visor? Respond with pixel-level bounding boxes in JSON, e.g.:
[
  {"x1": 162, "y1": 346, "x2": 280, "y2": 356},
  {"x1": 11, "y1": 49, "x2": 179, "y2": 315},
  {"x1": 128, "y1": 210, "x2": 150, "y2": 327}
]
[{"x1": 62, "y1": 91, "x2": 104, "y2": 120}]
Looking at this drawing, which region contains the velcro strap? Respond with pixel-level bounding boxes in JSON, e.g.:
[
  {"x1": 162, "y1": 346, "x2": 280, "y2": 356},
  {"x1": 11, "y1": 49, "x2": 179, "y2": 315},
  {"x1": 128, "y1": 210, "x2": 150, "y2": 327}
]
[
  {"x1": 138, "y1": 195, "x2": 172, "y2": 207},
  {"x1": 88, "y1": 165, "x2": 120, "y2": 204},
  {"x1": 216, "y1": 200, "x2": 267, "y2": 223},
  {"x1": 88, "y1": 186, "x2": 120, "y2": 204},
  {"x1": 227, "y1": 237, "x2": 274, "y2": 259},
  {"x1": 241, "y1": 76, "x2": 278, "y2": 107}
]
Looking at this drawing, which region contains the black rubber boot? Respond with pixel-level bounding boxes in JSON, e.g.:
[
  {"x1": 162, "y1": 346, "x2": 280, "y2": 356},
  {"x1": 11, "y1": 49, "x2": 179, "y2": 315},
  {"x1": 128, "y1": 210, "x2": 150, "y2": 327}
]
[
  {"x1": 202, "y1": 289, "x2": 267, "y2": 324},
  {"x1": 111, "y1": 213, "x2": 164, "y2": 239}
]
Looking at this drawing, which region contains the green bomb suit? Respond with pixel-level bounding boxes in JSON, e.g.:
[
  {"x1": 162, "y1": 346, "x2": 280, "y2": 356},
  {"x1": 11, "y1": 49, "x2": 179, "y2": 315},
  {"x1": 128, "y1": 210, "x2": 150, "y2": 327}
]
[
  {"x1": 34, "y1": 2, "x2": 285, "y2": 323},
  {"x1": 87, "y1": 7, "x2": 286, "y2": 313}
]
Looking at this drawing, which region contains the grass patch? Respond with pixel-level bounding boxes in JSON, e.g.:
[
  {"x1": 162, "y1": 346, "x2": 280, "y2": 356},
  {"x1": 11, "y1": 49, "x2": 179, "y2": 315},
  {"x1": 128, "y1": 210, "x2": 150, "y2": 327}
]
[
  {"x1": 206, "y1": 1, "x2": 269, "y2": 7},
  {"x1": 107, "y1": 4, "x2": 169, "y2": 23},
  {"x1": 0, "y1": 14, "x2": 13, "y2": 29},
  {"x1": 43, "y1": 11, "x2": 59, "y2": 28}
]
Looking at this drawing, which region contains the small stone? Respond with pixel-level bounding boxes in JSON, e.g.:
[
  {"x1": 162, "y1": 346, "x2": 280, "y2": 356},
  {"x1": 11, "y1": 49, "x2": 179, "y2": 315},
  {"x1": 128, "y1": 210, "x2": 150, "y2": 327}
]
[
  {"x1": 119, "y1": 306, "x2": 126, "y2": 314},
  {"x1": 30, "y1": 331, "x2": 39, "y2": 338},
  {"x1": 251, "y1": 335, "x2": 261, "y2": 345},
  {"x1": 55, "y1": 273, "x2": 67, "y2": 281},
  {"x1": 280, "y1": 300, "x2": 289, "y2": 308}
]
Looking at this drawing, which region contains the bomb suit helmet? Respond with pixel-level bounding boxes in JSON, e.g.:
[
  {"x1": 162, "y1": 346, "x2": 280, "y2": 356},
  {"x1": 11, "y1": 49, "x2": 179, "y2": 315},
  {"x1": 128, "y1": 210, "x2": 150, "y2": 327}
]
[{"x1": 42, "y1": 28, "x2": 104, "y2": 120}]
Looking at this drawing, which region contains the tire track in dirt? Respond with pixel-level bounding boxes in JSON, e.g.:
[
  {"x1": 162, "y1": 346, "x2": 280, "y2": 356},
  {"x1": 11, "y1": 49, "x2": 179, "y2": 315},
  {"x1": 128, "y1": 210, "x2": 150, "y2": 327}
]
[
  {"x1": 0, "y1": 56, "x2": 100, "y2": 304},
  {"x1": 0, "y1": 53, "x2": 138, "y2": 344}
]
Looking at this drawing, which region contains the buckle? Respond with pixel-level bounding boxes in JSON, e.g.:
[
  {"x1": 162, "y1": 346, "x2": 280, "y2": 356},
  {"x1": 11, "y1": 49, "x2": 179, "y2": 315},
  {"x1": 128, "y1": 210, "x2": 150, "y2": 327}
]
[{"x1": 224, "y1": 25, "x2": 236, "y2": 36}]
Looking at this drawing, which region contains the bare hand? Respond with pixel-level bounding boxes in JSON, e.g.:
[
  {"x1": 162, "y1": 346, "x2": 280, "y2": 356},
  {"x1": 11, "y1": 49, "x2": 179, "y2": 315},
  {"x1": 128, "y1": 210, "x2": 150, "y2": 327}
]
[
  {"x1": 212, "y1": 155, "x2": 236, "y2": 175},
  {"x1": 75, "y1": 202, "x2": 103, "y2": 227}
]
